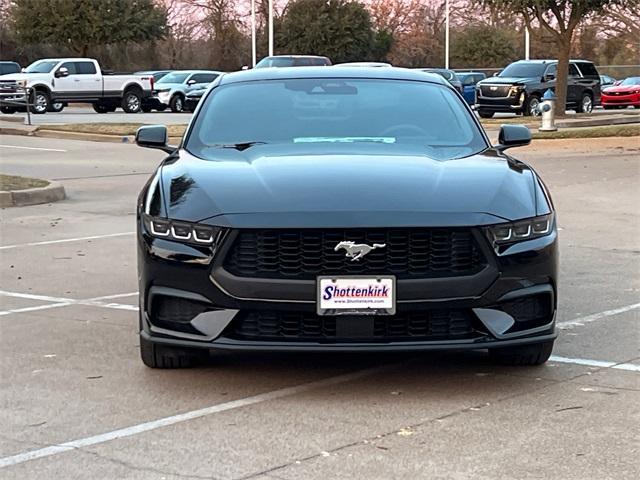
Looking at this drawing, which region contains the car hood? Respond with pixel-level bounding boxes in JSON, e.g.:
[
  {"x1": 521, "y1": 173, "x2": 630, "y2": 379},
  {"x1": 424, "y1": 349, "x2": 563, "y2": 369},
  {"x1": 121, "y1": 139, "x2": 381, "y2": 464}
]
[
  {"x1": 478, "y1": 77, "x2": 538, "y2": 86},
  {"x1": 0, "y1": 73, "x2": 47, "y2": 82},
  {"x1": 603, "y1": 84, "x2": 639, "y2": 93},
  {"x1": 159, "y1": 145, "x2": 538, "y2": 227}
]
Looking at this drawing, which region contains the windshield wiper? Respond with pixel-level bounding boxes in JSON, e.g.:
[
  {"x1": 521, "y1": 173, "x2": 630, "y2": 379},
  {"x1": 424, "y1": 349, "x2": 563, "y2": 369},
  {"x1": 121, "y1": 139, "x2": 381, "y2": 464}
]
[{"x1": 215, "y1": 141, "x2": 268, "y2": 151}]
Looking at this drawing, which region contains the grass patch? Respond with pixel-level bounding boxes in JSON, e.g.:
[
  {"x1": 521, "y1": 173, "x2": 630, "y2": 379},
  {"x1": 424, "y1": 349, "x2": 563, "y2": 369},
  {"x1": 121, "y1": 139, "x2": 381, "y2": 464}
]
[
  {"x1": 0, "y1": 174, "x2": 49, "y2": 191},
  {"x1": 38, "y1": 123, "x2": 187, "y2": 137},
  {"x1": 532, "y1": 124, "x2": 640, "y2": 140}
]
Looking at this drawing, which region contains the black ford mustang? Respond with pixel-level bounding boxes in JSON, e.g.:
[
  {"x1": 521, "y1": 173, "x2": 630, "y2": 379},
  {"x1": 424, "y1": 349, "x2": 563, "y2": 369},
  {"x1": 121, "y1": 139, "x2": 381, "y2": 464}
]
[{"x1": 135, "y1": 67, "x2": 558, "y2": 368}]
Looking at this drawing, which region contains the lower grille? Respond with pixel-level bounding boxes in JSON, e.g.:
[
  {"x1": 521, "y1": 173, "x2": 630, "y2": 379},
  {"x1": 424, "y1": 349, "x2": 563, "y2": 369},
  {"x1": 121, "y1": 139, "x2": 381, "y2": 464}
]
[
  {"x1": 150, "y1": 295, "x2": 211, "y2": 334},
  {"x1": 498, "y1": 293, "x2": 553, "y2": 331},
  {"x1": 224, "y1": 228, "x2": 485, "y2": 280},
  {"x1": 226, "y1": 310, "x2": 480, "y2": 342}
]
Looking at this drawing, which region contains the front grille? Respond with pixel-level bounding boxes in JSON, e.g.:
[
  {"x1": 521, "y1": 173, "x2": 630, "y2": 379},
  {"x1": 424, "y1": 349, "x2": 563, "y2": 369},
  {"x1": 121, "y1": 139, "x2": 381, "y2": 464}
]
[
  {"x1": 227, "y1": 310, "x2": 480, "y2": 342},
  {"x1": 224, "y1": 228, "x2": 485, "y2": 280},
  {"x1": 498, "y1": 293, "x2": 552, "y2": 332},
  {"x1": 480, "y1": 85, "x2": 511, "y2": 97},
  {"x1": 0, "y1": 81, "x2": 18, "y2": 93}
]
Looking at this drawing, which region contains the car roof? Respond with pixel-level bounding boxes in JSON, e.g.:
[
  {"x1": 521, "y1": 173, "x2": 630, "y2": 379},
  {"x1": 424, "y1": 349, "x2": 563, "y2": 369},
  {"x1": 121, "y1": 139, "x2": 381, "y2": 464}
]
[
  {"x1": 166, "y1": 70, "x2": 223, "y2": 74},
  {"x1": 511, "y1": 59, "x2": 594, "y2": 64},
  {"x1": 262, "y1": 55, "x2": 329, "y2": 59},
  {"x1": 219, "y1": 66, "x2": 449, "y2": 86}
]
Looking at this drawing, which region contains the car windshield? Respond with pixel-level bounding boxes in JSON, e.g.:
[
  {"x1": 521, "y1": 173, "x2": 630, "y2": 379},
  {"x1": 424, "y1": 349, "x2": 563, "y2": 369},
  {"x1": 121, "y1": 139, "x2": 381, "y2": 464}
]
[
  {"x1": 499, "y1": 63, "x2": 546, "y2": 78},
  {"x1": 187, "y1": 78, "x2": 487, "y2": 161},
  {"x1": 256, "y1": 57, "x2": 297, "y2": 68},
  {"x1": 157, "y1": 72, "x2": 190, "y2": 84},
  {"x1": 620, "y1": 77, "x2": 640, "y2": 86},
  {"x1": 24, "y1": 60, "x2": 59, "y2": 73}
]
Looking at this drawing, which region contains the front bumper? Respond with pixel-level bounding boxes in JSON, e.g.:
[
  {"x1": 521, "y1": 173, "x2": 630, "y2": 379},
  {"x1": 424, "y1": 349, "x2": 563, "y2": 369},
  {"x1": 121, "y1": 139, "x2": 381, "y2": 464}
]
[
  {"x1": 602, "y1": 93, "x2": 640, "y2": 106},
  {"x1": 138, "y1": 220, "x2": 558, "y2": 352}
]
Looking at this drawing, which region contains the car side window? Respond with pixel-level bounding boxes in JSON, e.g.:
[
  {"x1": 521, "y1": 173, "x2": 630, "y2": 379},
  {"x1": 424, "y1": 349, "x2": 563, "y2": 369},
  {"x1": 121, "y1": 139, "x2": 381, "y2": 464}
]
[
  {"x1": 60, "y1": 62, "x2": 77, "y2": 75},
  {"x1": 577, "y1": 62, "x2": 598, "y2": 78},
  {"x1": 294, "y1": 58, "x2": 312, "y2": 66},
  {"x1": 75, "y1": 62, "x2": 97, "y2": 75},
  {"x1": 191, "y1": 73, "x2": 217, "y2": 84},
  {"x1": 462, "y1": 76, "x2": 474, "y2": 86},
  {"x1": 312, "y1": 58, "x2": 326, "y2": 66},
  {"x1": 544, "y1": 64, "x2": 557, "y2": 78},
  {"x1": 569, "y1": 64, "x2": 581, "y2": 77}
]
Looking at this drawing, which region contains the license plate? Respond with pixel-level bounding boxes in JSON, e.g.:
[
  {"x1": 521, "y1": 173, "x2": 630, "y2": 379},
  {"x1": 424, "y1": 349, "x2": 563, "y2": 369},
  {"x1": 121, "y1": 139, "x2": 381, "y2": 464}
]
[{"x1": 317, "y1": 276, "x2": 396, "y2": 316}]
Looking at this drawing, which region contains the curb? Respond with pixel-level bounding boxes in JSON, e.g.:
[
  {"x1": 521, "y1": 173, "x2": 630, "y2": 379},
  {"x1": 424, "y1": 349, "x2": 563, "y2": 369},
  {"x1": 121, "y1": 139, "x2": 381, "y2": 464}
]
[
  {"x1": 35, "y1": 129, "x2": 135, "y2": 144},
  {"x1": 555, "y1": 116, "x2": 640, "y2": 128},
  {"x1": 0, "y1": 127, "x2": 34, "y2": 136},
  {"x1": 0, "y1": 181, "x2": 66, "y2": 208}
]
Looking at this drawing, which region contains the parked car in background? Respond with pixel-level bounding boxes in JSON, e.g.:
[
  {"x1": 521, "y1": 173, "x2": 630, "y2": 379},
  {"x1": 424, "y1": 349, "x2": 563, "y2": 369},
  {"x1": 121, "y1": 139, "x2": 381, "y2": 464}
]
[
  {"x1": 136, "y1": 70, "x2": 172, "y2": 82},
  {"x1": 184, "y1": 87, "x2": 207, "y2": 112},
  {"x1": 152, "y1": 70, "x2": 221, "y2": 112},
  {"x1": 601, "y1": 76, "x2": 640, "y2": 109},
  {"x1": 136, "y1": 70, "x2": 173, "y2": 111},
  {"x1": 456, "y1": 71, "x2": 487, "y2": 105},
  {"x1": 254, "y1": 55, "x2": 332, "y2": 68},
  {"x1": 334, "y1": 62, "x2": 392, "y2": 67},
  {"x1": 0, "y1": 61, "x2": 20, "y2": 75},
  {"x1": 599, "y1": 74, "x2": 617, "y2": 88},
  {"x1": 417, "y1": 69, "x2": 463, "y2": 96},
  {"x1": 475, "y1": 59, "x2": 601, "y2": 117},
  {"x1": 0, "y1": 58, "x2": 153, "y2": 114}
]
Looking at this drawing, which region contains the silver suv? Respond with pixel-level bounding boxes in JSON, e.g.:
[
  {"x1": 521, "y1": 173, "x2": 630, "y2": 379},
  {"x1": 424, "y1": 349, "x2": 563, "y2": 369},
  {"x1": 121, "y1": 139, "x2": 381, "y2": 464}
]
[{"x1": 152, "y1": 70, "x2": 222, "y2": 112}]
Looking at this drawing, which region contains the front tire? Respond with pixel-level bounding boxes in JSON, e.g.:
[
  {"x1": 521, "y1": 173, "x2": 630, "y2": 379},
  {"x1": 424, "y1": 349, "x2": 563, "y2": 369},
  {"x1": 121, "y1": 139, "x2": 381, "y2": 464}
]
[
  {"x1": 576, "y1": 93, "x2": 593, "y2": 113},
  {"x1": 169, "y1": 94, "x2": 184, "y2": 113},
  {"x1": 0, "y1": 106, "x2": 16, "y2": 114},
  {"x1": 489, "y1": 340, "x2": 554, "y2": 366},
  {"x1": 93, "y1": 103, "x2": 110, "y2": 114},
  {"x1": 49, "y1": 102, "x2": 65, "y2": 113},
  {"x1": 30, "y1": 90, "x2": 50, "y2": 114},
  {"x1": 523, "y1": 94, "x2": 541, "y2": 117},
  {"x1": 478, "y1": 110, "x2": 494, "y2": 119},
  {"x1": 122, "y1": 89, "x2": 142, "y2": 113},
  {"x1": 140, "y1": 335, "x2": 207, "y2": 369}
]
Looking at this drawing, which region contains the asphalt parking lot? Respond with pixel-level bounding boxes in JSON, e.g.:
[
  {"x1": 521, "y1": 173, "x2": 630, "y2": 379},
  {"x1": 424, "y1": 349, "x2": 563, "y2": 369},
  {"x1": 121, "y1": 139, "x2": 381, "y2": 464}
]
[
  {"x1": 1, "y1": 104, "x2": 628, "y2": 128},
  {"x1": 0, "y1": 134, "x2": 639, "y2": 479}
]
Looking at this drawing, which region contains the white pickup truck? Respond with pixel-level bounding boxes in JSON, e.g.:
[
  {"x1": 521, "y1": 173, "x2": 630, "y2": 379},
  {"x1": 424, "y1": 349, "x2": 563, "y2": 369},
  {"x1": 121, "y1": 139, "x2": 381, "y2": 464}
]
[{"x1": 0, "y1": 58, "x2": 154, "y2": 114}]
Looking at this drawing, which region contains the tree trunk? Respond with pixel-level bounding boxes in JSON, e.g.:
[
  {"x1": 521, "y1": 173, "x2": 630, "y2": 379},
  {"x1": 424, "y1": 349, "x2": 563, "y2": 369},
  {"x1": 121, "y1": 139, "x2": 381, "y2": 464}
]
[{"x1": 555, "y1": 37, "x2": 571, "y2": 118}]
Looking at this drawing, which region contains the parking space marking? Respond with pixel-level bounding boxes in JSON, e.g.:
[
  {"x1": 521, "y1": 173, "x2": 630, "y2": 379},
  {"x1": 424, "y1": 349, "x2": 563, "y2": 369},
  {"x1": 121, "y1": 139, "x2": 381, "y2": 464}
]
[
  {"x1": 550, "y1": 355, "x2": 640, "y2": 372},
  {"x1": 0, "y1": 145, "x2": 67, "y2": 152},
  {"x1": 558, "y1": 302, "x2": 640, "y2": 329},
  {"x1": 0, "y1": 364, "x2": 398, "y2": 469},
  {"x1": 0, "y1": 232, "x2": 135, "y2": 250},
  {"x1": 0, "y1": 290, "x2": 138, "y2": 316}
]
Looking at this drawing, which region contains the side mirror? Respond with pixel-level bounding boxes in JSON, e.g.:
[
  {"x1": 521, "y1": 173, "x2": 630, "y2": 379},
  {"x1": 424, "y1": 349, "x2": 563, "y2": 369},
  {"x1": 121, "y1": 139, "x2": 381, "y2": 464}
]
[
  {"x1": 55, "y1": 67, "x2": 69, "y2": 78},
  {"x1": 496, "y1": 124, "x2": 531, "y2": 152},
  {"x1": 613, "y1": 80, "x2": 621, "y2": 85},
  {"x1": 241, "y1": 65, "x2": 250, "y2": 71},
  {"x1": 492, "y1": 72, "x2": 500, "y2": 77},
  {"x1": 186, "y1": 79, "x2": 197, "y2": 85},
  {"x1": 135, "y1": 125, "x2": 176, "y2": 153},
  {"x1": 544, "y1": 74, "x2": 556, "y2": 82}
]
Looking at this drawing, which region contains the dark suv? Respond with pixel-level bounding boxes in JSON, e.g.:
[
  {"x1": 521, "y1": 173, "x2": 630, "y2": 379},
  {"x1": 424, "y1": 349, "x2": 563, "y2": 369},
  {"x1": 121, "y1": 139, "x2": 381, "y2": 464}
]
[{"x1": 476, "y1": 59, "x2": 601, "y2": 117}]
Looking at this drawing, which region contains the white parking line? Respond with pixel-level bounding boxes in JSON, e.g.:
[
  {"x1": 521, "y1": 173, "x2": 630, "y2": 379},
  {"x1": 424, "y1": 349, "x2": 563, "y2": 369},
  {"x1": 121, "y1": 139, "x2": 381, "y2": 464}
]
[
  {"x1": 0, "y1": 144, "x2": 67, "y2": 152},
  {"x1": 558, "y1": 303, "x2": 640, "y2": 329},
  {"x1": 0, "y1": 291, "x2": 138, "y2": 315},
  {"x1": 550, "y1": 355, "x2": 640, "y2": 372},
  {"x1": 0, "y1": 365, "x2": 397, "y2": 469},
  {"x1": 0, "y1": 232, "x2": 135, "y2": 250}
]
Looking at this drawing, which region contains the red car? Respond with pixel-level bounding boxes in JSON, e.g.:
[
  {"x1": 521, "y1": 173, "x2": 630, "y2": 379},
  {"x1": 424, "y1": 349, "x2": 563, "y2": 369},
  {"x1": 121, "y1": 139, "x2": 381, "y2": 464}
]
[{"x1": 602, "y1": 76, "x2": 640, "y2": 109}]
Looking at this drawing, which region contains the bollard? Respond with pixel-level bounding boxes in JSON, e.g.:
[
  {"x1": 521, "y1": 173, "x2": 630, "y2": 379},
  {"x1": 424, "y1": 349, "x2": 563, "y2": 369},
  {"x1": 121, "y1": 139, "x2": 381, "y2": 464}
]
[{"x1": 538, "y1": 89, "x2": 557, "y2": 132}]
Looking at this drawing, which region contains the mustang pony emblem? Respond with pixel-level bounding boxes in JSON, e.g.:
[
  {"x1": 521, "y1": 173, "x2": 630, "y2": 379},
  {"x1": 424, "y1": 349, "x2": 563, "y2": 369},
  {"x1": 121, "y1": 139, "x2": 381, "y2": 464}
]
[{"x1": 334, "y1": 241, "x2": 386, "y2": 262}]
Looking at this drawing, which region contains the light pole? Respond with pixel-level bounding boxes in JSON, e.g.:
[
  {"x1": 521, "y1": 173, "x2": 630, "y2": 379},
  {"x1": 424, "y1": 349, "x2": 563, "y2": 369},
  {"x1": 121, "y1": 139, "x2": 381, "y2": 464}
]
[
  {"x1": 525, "y1": 27, "x2": 530, "y2": 60},
  {"x1": 444, "y1": 0, "x2": 450, "y2": 69},
  {"x1": 268, "y1": 0, "x2": 274, "y2": 57},
  {"x1": 251, "y1": 0, "x2": 256, "y2": 67}
]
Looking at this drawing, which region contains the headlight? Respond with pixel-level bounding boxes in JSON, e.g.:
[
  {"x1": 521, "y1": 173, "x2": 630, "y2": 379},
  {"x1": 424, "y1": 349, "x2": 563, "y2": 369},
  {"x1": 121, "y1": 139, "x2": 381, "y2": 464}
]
[
  {"x1": 509, "y1": 86, "x2": 522, "y2": 97},
  {"x1": 142, "y1": 214, "x2": 224, "y2": 246},
  {"x1": 485, "y1": 214, "x2": 554, "y2": 245}
]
